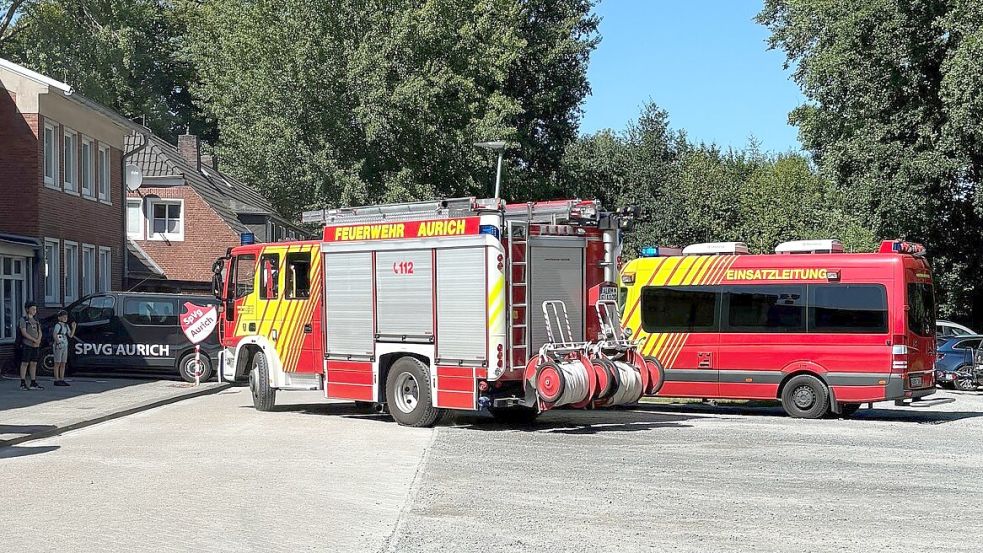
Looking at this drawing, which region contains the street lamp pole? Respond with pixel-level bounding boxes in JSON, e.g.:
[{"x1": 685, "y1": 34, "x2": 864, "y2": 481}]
[{"x1": 474, "y1": 140, "x2": 508, "y2": 201}]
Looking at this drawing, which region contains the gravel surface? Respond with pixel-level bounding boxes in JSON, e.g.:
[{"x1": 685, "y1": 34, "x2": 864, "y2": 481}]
[
  {"x1": 388, "y1": 390, "x2": 983, "y2": 553},
  {"x1": 2, "y1": 385, "x2": 980, "y2": 552}
]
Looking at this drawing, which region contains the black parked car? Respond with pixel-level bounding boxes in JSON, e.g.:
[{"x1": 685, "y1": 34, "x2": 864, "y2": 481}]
[{"x1": 40, "y1": 292, "x2": 221, "y2": 382}]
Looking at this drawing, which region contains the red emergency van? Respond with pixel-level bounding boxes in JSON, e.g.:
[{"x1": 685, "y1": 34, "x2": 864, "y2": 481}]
[{"x1": 619, "y1": 239, "x2": 937, "y2": 418}]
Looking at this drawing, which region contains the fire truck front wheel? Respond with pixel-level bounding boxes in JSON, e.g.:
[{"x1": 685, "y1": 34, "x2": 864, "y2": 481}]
[
  {"x1": 385, "y1": 357, "x2": 442, "y2": 427},
  {"x1": 249, "y1": 351, "x2": 276, "y2": 412}
]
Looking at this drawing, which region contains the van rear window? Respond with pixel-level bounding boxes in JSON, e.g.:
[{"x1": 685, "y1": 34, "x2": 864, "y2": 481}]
[{"x1": 907, "y1": 283, "x2": 935, "y2": 337}]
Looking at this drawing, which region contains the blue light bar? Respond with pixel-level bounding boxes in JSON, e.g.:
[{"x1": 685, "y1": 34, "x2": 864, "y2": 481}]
[
  {"x1": 479, "y1": 225, "x2": 500, "y2": 239},
  {"x1": 640, "y1": 246, "x2": 659, "y2": 257}
]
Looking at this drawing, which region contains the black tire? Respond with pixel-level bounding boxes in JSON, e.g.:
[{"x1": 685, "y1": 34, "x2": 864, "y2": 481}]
[
  {"x1": 489, "y1": 406, "x2": 540, "y2": 426},
  {"x1": 385, "y1": 357, "x2": 442, "y2": 427},
  {"x1": 838, "y1": 403, "x2": 862, "y2": 418},
  {"x1": 178, "y1": 351, "x2": 213, "y2": 383},
  {"x1": 780, "y1": 374, "x2": 830, "y2": 419},
  {"x1": 249, "y1": 351, "x2": 276, "y2": 411},
  {"x1": 955, "y1": 378, "x2": 977, "y2": 391},
  {"x1": 39, "y1": 348, "x2": 55, "y2": 376}
]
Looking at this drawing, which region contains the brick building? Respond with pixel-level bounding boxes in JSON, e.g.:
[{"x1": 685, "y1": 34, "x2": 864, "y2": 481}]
[
  {"x1": 125, "y1": 131, "x2": 304, "y2": 292},
  {"x1": 0, "y1": 58, "x2": 144, "y2": 367}
]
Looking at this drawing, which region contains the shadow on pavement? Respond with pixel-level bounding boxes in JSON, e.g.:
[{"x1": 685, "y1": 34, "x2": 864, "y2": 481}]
[
  {"x1": 0, "y1": 424, "x2": 56, "y2": 436},
  {"x1": 0, "y1": 444, "x2": 60, "y2": 459},
  {"x1": 0, "y1": 376, "x2": 151, "y2": 413},
  {"x1": 632, "y1": 401, "x2": 983, "y2": 425},
  {"x1": 451, "y1": 409, "x2": 701, "y2": 434}
]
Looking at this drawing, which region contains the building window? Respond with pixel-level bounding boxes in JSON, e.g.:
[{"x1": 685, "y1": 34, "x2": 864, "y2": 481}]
[
  {"x1": 81, "y1": 137, "x2": 95, "y2": 197},
  {"x1": 82, "y1": 244, "x2": 96, "y2": 296},
  {"x1": 98, "y1": 145, "x2": 110, "y2": 202},
  {"x1": 127, "y1": 198, "x2": 144, "y2": 239},
  {"x1": 0, "y1": 255, "x2": 30, "y2": 343},
  {"x1": 63, "y1": 129, "x2": 78, "y2": 193},
  {"x1": 98, "y1": 247, "x2": 112, "y2": 292},
  {"x1": 43, "y1": 121, "x2": 59, "y2": 188},
  {"x1": 44, "y1": 239, "x2": 60, "y2": 305},
  {"x1": 64, "y1": 241, "x2": 79, "y2": 303},
  {"x1": 148, "y1": 199, "x2": 184, "y2": 241}
]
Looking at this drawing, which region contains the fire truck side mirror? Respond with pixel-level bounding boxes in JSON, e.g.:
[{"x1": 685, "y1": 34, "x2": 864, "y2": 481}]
[{"x1": 211, "y1": 273, "x2": 224, "y2": 300}]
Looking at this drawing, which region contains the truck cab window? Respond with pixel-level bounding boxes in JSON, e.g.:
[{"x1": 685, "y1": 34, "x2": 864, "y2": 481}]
[
  {"x1": 259, "y1": 254, "x2": 280, "y2": 299},
  {"x1": 285, "y1": 252, "x2": 311, "y2": 299},
  {"x1": 235, "y1": 254, "x2": 257, "y2": 299}
]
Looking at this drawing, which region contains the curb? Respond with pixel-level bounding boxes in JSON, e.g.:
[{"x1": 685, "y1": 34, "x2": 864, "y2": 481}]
[{"x1": 0, "y1": 382, "x2": 233, "y2": 448}]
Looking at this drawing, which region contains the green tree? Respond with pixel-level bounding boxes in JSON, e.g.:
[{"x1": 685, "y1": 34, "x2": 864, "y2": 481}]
[
  {"x1": 759, "y1": 0, "x2": 983, "y2": 324},
  {"x1": 184, "y1": 0, "x2": 598, "y2": 216},
  {"x1": 2, "y1": 0, "x2": 208, "y2": 142}
]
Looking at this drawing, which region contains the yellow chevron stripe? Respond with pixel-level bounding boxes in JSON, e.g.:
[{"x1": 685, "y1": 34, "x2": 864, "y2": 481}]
[
  {"x1": 651, "y1": 256, "x2": 681, "y2": 286},
  {"x1": 667, "y1": 256, "x2": 698, "y2": 285},
  {"x1": 682, "y1": 255, "x2": 708, "y2": 286}
]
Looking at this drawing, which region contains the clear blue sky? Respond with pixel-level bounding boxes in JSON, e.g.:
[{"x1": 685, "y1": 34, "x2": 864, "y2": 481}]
[{"x1": 580, "y1": 1, "x2": 805, "y2": 153}]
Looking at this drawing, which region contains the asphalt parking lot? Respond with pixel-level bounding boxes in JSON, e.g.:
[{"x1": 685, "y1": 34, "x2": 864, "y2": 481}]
[{"x1": 2, "y1": 387, "x2": 980, "y2": 552}]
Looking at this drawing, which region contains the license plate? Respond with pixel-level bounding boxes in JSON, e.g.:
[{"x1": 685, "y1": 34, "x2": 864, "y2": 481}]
[
  {"x1": 598, "y1": 286, "x2": 618, "y2": 302},
  {"x1": 911, "y1": 376, "x2": 923, "y2": 387}
]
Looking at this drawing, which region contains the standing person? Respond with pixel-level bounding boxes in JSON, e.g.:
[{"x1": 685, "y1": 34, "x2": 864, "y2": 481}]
[
  {"x1": 18, "y1": 301, "x2": 43, "y2": 390},
  {"x1": 51, "y1": 310, "x2": 75, "y2": 386}
]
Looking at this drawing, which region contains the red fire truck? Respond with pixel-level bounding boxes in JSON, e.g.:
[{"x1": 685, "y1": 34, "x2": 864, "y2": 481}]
[
  {"x1": 619, "y1": 239, "x2": 938, "y2": 418},
  {"x1": 211, "y1": 197, "x2": 664, "y2": 426}
]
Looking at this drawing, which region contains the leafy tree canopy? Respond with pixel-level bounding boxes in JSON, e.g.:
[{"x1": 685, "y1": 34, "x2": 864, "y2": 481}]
[{"x1": 758, "y1": 0, "x2": 983, "y2": 323}]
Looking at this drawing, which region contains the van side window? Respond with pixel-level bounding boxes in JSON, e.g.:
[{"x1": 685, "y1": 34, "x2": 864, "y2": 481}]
[
  {"x1": 285, "y1": 251, "x2": 311, "y2": 299},
  {"x1": 235, "y1": 254, "x2": 257, "y2": 299},
  {"x1": 641, "y1": 286, "x2": 718, "y2": 333},
  {"x1": 123, "y1": 298, "x2": 178, "y2": 326},
  {"x1": 723, "y1": 285, "x2": 805, "y2": 333},
  {"x1": 259, "y1": 254, "x2": 280, "y2": 299},
  {"x1": 809, "y1": 284, "x2": 888, "y2": 333}
]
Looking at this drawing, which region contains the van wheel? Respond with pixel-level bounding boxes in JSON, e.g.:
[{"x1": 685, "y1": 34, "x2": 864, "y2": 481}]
[
  {"x1": 178, "y1": 352, "x2": 213, "y2": 383},
  {"x1": 385, "y1": 357, "x2": 442, "y2": 427},
  {"x1": 249, "y1": 351, "x2": 276, "y2": 411},
  {"x1": 780, "y1": 375, "x2": 830, "y2": 419},
  {"x1": 39, "y1": 348, "x2": 55, "y2": 376}
]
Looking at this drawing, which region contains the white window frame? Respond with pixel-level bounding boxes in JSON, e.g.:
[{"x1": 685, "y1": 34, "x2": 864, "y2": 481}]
[
  {"x1": 127, "y1": 198, "x2": 144, "y2": 239},
  {"x1": 43, "y1": 120, "x2": 59, "y2": 189},
  {"x1": 98, "y1": 144, "x2": 111, "y2": 203},
  {"x1": 98, "y1": 246, "x2": 112, "y2": 293},
  {"x1": 81, "y1": 243, "x2": 96, "y2": 296},
  {"x1": 44, "y1": 238, "x2": 61, "y2": 305},
  {"x1": 64, "y1": 240, "x2": 79, "y2": 304},
  {"x1": 0, "y1": 255, "x2": 32, "y2": 343},
  {"x1": 63, "y1": 128, "x2": 78, "y2": 194},
  {"x1": 148, "y1": 198, "x2": 185, "y2": 241},
  {"x1": 81, "y1": 136, "x2": 95, "y2": 198}
]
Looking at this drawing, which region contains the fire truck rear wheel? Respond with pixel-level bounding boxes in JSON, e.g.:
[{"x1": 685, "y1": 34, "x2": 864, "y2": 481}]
[
  {"x1": 780, "y1": 374, "x2": 829, "y2": 419},
  {"x1": 250, "y1": 351, "x2": 276, "y2": 412},
  {"x1": 385, "y1": 357, "x2": 442, "y2": 427}
]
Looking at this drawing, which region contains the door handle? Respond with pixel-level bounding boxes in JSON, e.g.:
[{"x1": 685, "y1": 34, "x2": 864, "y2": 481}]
[
  {"x1": 304, "y1": 324, "x2": 313, "y2": 334},
  {"x1": 697, "y1": 351, "x2": 712, "y2": 369}
]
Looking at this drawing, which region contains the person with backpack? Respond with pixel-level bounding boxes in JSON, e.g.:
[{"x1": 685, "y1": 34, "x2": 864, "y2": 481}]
[
  {"x1": 51, "y1": 309, "x2": 75, "y2": 386},
  {"x1": 18, "y1": 301, "x2": 43, "y2": 390}
]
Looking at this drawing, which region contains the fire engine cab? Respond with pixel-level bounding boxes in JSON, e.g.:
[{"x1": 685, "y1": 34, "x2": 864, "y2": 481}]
[{"x1": 211, "y1": 197, "x2": 664, "y2": 426}]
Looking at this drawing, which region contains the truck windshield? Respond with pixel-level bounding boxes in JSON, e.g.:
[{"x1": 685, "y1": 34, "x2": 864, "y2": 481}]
[{"x1": 907, "y1": 282, "x2": 935, "y2": 337}]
